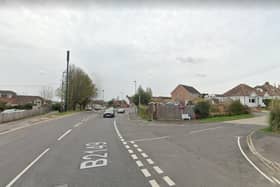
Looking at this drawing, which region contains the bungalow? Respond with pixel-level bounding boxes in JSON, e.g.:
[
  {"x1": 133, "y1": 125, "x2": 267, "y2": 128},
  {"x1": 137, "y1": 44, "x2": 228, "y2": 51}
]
[
  {"x1": 223, "y1": 82, "x2": 280, "y2": 107},
  {"x1": 0, "y1": 90, "x2": 46, "y2": 109}
]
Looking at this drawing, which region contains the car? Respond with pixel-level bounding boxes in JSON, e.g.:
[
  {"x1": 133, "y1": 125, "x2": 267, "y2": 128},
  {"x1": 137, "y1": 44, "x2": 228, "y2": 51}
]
[
  {"x1": 117, "y1": 108, "x2": 125, "y2": 113},
  {"x1": 103, "y1": 108, "x2": 115, "y2": 118},
  {"x1": 85, "y1": 106, "x2": 93, "y2": 111}
]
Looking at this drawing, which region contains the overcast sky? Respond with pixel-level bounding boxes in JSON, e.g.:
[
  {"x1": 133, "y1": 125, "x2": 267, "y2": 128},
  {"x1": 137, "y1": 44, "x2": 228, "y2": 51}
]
[{"x1": 0, "y1": 2, "x2": 280, "y2": 100}]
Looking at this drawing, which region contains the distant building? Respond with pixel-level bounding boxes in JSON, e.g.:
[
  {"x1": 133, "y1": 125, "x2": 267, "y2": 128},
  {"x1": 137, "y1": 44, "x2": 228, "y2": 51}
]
[
  {"x1": 223, "y1": 82, "x2": 280, "y2": 107},
  {"x1": 171, "y1": 84, "x2": 200, "y2": 104},
  {"x1": 151, "y1": 96, "x2": 172, "y2": 103},
  {"x1": 0, "y1": 90, "x2": 46, "y2": 109}
]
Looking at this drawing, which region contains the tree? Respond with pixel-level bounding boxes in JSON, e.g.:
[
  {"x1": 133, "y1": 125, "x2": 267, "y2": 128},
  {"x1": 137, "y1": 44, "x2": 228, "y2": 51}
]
[
  {"x1": 40, "y1": 86, "x2": 54, "y2": 100},
  {"x1": 132, "y1": 86, "x2": 152, "y2": 106},
  {"x1": 66, "y1": 65, "x2": 97, "y2": 110},
  {"x1": 269, "y1": 99, "x2": 280, "y2": 132}
]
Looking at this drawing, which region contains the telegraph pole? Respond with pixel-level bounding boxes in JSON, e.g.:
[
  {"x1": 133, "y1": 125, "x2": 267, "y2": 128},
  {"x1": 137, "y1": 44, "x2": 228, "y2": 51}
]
[{"x1": 65, "y1": 50, "x2": 70, "y2": 111}]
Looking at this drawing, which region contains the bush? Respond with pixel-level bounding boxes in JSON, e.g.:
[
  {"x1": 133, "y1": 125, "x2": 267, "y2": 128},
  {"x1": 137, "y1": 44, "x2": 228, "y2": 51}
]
[
  {"x1": 263, "y1": 99, "x2": 272, "y2": 108},
  {"x1": 228, "y1": 100, "x2": 249, "y2": 115},
  {"x1": 52, "y1": 103, "x2": 62, "y2": 112},
  {"x1": 269, "y1": 99, "x2": 280, "y2": 132},
  {"x1": 194, "y1": 101, "x2": 210, "y2": 119},
  {"x1": 15, "y1": 103, "x2": 33, "y2": 110},
  {"x1": 138, "y1": 105, "x2": 151, "y2": 121}
]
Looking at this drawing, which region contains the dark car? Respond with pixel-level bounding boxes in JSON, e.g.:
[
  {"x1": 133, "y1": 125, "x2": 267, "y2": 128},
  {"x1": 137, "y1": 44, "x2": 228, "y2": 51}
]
[{"x1": 103, "y1": 108, "x2": 115, "y2": 118}]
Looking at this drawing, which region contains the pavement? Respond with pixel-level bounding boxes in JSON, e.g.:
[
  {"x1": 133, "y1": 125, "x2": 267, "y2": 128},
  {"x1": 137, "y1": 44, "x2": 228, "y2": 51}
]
[{"x1": 0, "y1": 110, "x2": 279, "y2": 187}]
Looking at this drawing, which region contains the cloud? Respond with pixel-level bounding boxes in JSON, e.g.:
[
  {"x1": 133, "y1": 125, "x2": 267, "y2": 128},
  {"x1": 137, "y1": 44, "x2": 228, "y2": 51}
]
[
  {"x1": 176, "y1": 56, "x2": 205, "y2": 64},
  {"x1": 195, "y1": 73, "x2": 207, "y2": 78}
]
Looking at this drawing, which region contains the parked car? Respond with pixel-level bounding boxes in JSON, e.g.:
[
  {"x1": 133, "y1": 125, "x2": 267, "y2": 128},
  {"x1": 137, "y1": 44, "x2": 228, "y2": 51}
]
[
  {"x1": 1, "y1": 109, "x2": 25, "y2": 114},
  {"x1": 85, "y1": 106, "x2": 93, "y2": 111},
  {"x1": 103, "y1": 108, "x2": 115, "y2": 118},
  {"x1": 117, "y1": 108, "x2": 125, "y2": 113},
  {"x1": 181, "y1": 113, "x2": 191, "y2": 120}
]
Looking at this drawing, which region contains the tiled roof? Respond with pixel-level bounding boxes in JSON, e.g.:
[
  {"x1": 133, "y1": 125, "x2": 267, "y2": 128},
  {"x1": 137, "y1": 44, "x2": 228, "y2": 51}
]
[
  {"x1": 255, "y1": 82, "x2": 280, "y2": 96},
  {"x1": 224, "y1": 84, "x2": 255, "y2": 97},
  {"x1": 180, "y1": 84, "x2": 200, "y2": 94},
  {"x1": 0, "y1": 95, "x2": 43, "y2": 105}
]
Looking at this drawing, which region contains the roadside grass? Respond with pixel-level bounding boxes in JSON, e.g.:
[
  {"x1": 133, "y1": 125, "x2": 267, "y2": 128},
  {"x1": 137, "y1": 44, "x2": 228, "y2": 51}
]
[
  {"x1": 53, "y1": 111, "x2": 79, "y2": 117},
  {"x1": 138, "y1": 105, "x2": 151, "y2": 121},
  {"x1": 261, "y1": 127, "x2": 280, "y2": 134},
  {"x1": 199, "y1": 114, "x2": 254, "y2": 123}
]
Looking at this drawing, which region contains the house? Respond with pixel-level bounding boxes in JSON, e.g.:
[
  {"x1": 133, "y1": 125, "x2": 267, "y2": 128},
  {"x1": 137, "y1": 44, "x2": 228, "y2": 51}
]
[
  {"x1": 0, "y1": 90, "x2": 46, "y2": 109},
  {"x1": 171, "y1": 84, "x2": 200, "y2": 104},
  {"x1": 223, "y1": 82, "x2": 280, "y2": 107}
]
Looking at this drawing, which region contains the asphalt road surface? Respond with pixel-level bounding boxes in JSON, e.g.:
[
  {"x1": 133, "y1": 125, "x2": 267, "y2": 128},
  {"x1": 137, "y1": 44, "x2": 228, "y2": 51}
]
[{"x1": 0, "y1": 111, "x2": 276, "y2": 187}]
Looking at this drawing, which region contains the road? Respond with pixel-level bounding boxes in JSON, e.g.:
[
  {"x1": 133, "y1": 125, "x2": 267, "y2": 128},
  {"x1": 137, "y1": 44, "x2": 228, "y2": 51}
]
[{"x1": 0, "y1": 110, "x2": 277, "y2": 187}]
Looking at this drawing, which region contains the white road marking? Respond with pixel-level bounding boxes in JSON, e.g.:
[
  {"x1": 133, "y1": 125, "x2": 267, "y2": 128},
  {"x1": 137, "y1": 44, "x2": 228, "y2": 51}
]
[
  {"x1": 136, "y1": 160, "x2": 144, "y2": 167},
  {"x1": 125, "y1": 145, "x2": 130, "y2": 149},
  {"x1": 57, "y1": 129, "x2": 72, "y2": 141},
  {"x1": 128, "y1": 149, "x2": 134, "y2": 154},
  {"x1": 141, "y1": 153, "x2": 148, "y2": 158},
  {"x1": 163, "y1": 176, "x2": 176, "y2": 186},
  {"x1": 131, "y1": 154, "x2": 138, "y2": 160},
  {"x1": 74, "y1": 122, "x2": 82, "y2": 128},
  {"x1": 189, "y1": 126, "x2": 224, "y2": 134},
  {"x1": 272, "y1": 177, "x2": 280, "y2": 185},
  {"x1": 133, "y1": 144, "x2": 139, "y2": 148},
  {"x1": 123, "y1": 142, "x2": 127, "y2": 145},
  {"x1": 153, "y1": 166, "x2": 164, "y2": 174},
  {"x1": 120, "y1": 139, "x2": 124, "y2": 142},
  {"x1": 137, "y1": 148, "x2": 143, "y2": 152},
  {"x1": 54, "y1": 184, "x2": 68, "y2": 187},
  {"x1": 130, "y1": 141, "x2": 135, "y2": 144},
  {"x1": 141, "y1": 169, "x2": 151, "y2": 177},
  {"x1": 237, "y1": 136, "x2": 275, "y2": 184},
  {"x1": 6, "y1": 148, "x2": 50, "y2": 187},
  {"x1": 149, "y1": 179, "x2": 160, "y2": 187},
  {"x1": 147, "y1": 158, "x2": 154, "y2": 165},
  {"x1": 130, "y1": 136, "x2": 169, "y2": 142}
]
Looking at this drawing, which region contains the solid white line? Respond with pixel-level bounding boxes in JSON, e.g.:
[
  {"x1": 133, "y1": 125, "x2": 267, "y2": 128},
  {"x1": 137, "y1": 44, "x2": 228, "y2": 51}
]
[
  {"x1": 153, "y1": 166, "x2": 164, "y2": 174},
  {"x1": 128, "y1": 149, "x2": 134, "y2": 154},
  {"x1": 141, "y1": 153, "x2": 148, "y2": 158},
  {"x1": 125, "y1": 145, "x2": 130, "y2": 149},
  {"x1": 133, "y1": 144, "x2": 139, "y2": 148},
  {"x1": 237, "y1": 136, "x2": 275, "y2": 184},
  {"x1": 141, "y1": 169, "x2": 151, "y2": 177},
  {"x1": 136, "y1": 160, "x2": 144, "y2": 167},
  {"x1": 131, "y1": 154, "x2": 138, "y2": 160},
  {"x1": 130, "y1": 136, "x2": 169, "y2": 142},
  {"x1": 272, "y1": 177, "x2": 280, "y2": 185},
  {"x1": 149, "y1": 179, "x2": 160, "y2": 187},
  {"x1": 147, "y1": 158, "x2": 154, "y2": 165},
  {"x1": 57, "y1": 129, "x2": 72, "y2": 141},
  {"x1": 5, "y1": 148, "x2": 50, "y2": 187},
  {"x1": 163, "y1": 176, "x2": 176, "y2": 186},
  {"x1": 189, "y1": 126, "x2": 224, "y2": 134},
  {"x1": 137, "y1": 148, "x2": 143, "y2": 152}
]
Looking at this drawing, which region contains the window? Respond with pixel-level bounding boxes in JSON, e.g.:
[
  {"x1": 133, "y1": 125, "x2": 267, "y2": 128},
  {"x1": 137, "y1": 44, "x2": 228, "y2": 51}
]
[{"x1": 249, "y1": 98, "x2": 255, "y2": 103}]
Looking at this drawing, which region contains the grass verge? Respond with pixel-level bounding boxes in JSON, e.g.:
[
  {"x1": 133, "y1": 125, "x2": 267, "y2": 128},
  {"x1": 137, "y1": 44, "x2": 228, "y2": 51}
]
[
  {"x1": 199, "y1": 114, "x2": 254, "y2": 123},
  {"x1": 261, "y1": 127, "x2": 280, "y2": 134},
  {"x1": 53, "y1": 111, "x2": 79, "y2": 117}
]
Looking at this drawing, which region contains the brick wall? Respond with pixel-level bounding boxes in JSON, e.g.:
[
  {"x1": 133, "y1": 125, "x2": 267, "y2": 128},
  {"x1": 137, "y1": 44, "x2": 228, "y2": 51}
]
[{"x1": 171, "y1": 85, "x2": 199, "y2": 104}]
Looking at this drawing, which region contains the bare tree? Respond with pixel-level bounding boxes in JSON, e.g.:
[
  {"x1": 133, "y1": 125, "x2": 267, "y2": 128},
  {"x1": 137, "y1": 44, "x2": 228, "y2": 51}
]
[{"x1": 40, "y1": 86, "x2": 54, "y2": 100}]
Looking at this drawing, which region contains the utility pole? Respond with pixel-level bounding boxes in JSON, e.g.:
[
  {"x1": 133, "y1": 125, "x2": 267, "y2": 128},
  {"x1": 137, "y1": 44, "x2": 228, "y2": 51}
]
[
  {"x1": 134, "y1": 80, "x2": 137, "y2": 95},
  {"x1": 65, "y1": 50, "x2": 70, "y2": 111},
  {"x1": 102, "y1": 89, "x2": 104, "y2": 101}
]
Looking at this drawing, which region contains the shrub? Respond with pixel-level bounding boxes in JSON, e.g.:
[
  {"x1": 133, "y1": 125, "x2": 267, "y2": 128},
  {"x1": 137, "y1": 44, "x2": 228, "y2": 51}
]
[
  {"x1": 52, "y1": 103, "x2": 62, "y2": 111},
  {"x1": 269, "y1": 99, "x2": 280, "y2": 132},
  {"x1": 138, "y1": 105, "x2": 151, "y2": 121},
  {"x1": 263, "y1": 99, "x2": 272, "y2": 108},
  {"x1": 15, "y1": 103, "x2": 33, "y2": 110},
  {"x1": 194, "y1": 101, "x2": 210, "y2": 119},
  {"x1": 228, "y1": 100, "x2": 249, "y2": 115}
]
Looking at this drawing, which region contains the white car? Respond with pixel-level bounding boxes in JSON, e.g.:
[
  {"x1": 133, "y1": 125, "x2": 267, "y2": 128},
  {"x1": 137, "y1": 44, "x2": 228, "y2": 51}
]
[
  {"x1": 117, "y1": 108, "x2": 125, "y2": 113},
  {"x1": 181, "y1": 113, "x2": 191, "y2": 120}
]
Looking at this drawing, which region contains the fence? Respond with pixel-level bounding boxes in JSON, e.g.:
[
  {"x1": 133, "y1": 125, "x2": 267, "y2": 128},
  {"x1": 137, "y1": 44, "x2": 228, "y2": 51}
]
[
  {"x1": 149, "y1": 103, "x2": 195, "y2": 120},
  {"x1": 0, "y1": 108, "x2": 50, "y2": 124}
]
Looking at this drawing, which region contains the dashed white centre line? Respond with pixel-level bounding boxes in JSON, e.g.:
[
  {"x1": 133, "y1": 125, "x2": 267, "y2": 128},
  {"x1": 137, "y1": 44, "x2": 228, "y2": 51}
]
[
  {"x1": 123, "y1": 142, "x2": 127, "y2": 145},
  {"x1": 163, "y1": 176, "x2": 176, "y2": 186},
  {"x1": 125, "y1": 145, "x2": 130, "y2": 149},
  {"x1": 128, "y1": 149, "x2": 134, "y2": 154},
  {"x1": 57, "y1": 129, "x2": 72, "y2": 141},
  {"x1": 136, "y1": 160, "x2": 144, "y2": 167},
  {"x1": 141, "y1": 153, "x2": 148, "y2": 158},
  {"x1": 149, "y1": 179, "x2": 160, "y2": 187},
  {"x1": 153, "y1": 166, "x2": 164, "y2": 174},
  {"x1": 130, "y1": 141, "x2": 135, "y2": 144},
  {"x1": 147, "y1": 158, "x2": 154, "y2": 165},
  {"x1": 5, "y1": 148, "x2": 50, "y2": 187},
  {"x1": 74, "y1": 122, "x2": 82, "y2": 128},
  {"x1": 141, "y1": 168, "x2": 151, "y2": 177},
  {"x1": 136, "y1": 148, "x2": 142, "y2": 152},
  {"x1": 131, "y1": 154, "x2": 138, "y2": 160},
  {"x1": 133, "y1": 144, "x2": 139, "y2": 148}
]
